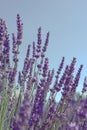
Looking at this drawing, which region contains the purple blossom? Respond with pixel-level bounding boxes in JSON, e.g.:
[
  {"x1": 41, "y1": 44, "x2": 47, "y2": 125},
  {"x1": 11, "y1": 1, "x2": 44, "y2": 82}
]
[
  {"x1": 41, "y1": 32, "x2": 49, "y2": 57},
  {"x1": 32, "y1": 41, "x2": 36, "y2": 58},
  {"x1": 51, "y1": 57, "x2": 65, "y2": 93},
  {"x1": 35, "y1": 27, "x2": 42, "y2": 58},
  {"x1": 42, "y1": 58, "x2": 49, "y2": 77},
  {"x1": 16, "y1": 14, "x2": 23, "y2": 45},
  {"x1": 41, "y1": 100, "x2": 56, "y2": 129},
  {"x1": 82, "y1": 76, "x2": 87, "y2": 94}
]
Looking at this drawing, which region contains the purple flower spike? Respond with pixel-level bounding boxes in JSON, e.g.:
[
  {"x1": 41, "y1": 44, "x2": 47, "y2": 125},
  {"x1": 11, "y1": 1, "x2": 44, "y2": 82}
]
[
  {"x1": 16, "y1": 14, "x2": 23, "y2": 45},
  {"x1": 53, "y1": 57, "x2": 65, "y2": 92},
  {"x1": 57, "y1": 57, "x2": 65, "y2": 76},
  {"x1": 12, "y1": 33, "x2": 19, "y2": 54},
  {"x1": 42, "y1": 58, "x2": 49, "y2": 77},
  {"x1": 73, "y1": 65, "x2": 83, "y2": 90},
  {"x1": 32, "y1": 41, "x2": 36, "y2": 58},
  {"x1": 35, "y1": 27, "x2": 42, "y2": 58},
  {"x1": 82, "y1": 76, "x2": 87, "y2": 94},
  {"x1": 41, "y1": 32, "x2": 49, "y2": 58},
  {"x1": 26, "y1": 44, "x2": 31, "y2": 59},
  {"x1": 41, "y1": 100, "x2": 56, "y2": 129},
  {"x1": 3, "y1": 34, "x2": 10, "y2": 68},
  {"x1": 0, "y1": 19, "x2": 6, "y2": 44},
  {"x1": 42, "y1": 32, "x2": 49, "y2": 53},
  {"x1": 28, "y1": 75, "x2": 49, "y2": 129}
]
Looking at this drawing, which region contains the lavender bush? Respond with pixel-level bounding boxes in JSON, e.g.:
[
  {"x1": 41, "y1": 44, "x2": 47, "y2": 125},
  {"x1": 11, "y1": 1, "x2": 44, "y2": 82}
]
[{"x1": 0, "y1": 14, "x2": 87, "y2": 130}]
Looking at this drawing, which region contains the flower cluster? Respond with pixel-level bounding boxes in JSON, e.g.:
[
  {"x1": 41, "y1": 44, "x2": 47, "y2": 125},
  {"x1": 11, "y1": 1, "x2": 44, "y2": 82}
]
[{"x1": 0, "y1": 14, "x2": 87, "y2": 130}]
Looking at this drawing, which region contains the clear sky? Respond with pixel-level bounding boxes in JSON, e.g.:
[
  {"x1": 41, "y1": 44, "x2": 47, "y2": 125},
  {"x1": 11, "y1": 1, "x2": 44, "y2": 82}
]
[{"x1": 0, "y1": 0, "x2": 87, "y2": 94}]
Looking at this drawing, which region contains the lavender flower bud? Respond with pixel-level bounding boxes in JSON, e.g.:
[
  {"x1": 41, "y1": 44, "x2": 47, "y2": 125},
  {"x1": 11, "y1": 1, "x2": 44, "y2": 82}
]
[
  {"x1": 42, "y1": 58, "x2": 49, "y2": 77},
  {"x1": 82, "y1": 76, "x2": 87, "y2": 94},
  {"x1": 41, "y1": 32, "x2": 49, "y2": 58},
  {"x1": 16, "y1": 14, "x2": 23, "y2": 45}
]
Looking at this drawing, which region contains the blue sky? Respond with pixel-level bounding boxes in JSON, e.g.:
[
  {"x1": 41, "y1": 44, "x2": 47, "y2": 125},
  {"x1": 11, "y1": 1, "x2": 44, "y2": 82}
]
[{"x1": 0, "y1": 0, "x2": 87, "y2": 94}]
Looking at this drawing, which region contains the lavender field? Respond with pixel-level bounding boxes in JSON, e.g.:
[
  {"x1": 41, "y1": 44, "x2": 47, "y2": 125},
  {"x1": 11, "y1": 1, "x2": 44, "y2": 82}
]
[{"x1": 0, "y1": 14, "x2": 87, "y2": 130}]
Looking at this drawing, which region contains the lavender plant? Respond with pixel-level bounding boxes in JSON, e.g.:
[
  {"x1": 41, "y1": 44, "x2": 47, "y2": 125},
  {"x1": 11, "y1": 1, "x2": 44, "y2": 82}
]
[{"x1": 0, "y1": 14, "x2": 87, "y2": 130}]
